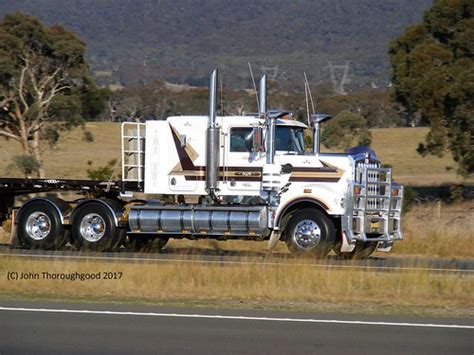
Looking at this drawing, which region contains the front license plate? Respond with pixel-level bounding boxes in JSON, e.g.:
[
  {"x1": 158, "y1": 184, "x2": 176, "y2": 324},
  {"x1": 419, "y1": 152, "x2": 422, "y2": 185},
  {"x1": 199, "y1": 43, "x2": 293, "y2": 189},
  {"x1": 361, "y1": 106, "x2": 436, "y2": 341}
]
[{"x1": 370, "y1": 221, "x2": 380, "y2": 232}]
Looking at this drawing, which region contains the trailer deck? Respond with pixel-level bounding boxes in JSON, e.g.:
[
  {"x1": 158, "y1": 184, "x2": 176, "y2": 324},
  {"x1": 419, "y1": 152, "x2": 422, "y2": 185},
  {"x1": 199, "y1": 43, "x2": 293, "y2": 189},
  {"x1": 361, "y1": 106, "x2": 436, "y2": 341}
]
[
  {"x1": 0, "y1": 178, "x2": 140, "y2": 223},
  {"x1": 0, "y1": 178, "x2": 124, "y2": 196}
]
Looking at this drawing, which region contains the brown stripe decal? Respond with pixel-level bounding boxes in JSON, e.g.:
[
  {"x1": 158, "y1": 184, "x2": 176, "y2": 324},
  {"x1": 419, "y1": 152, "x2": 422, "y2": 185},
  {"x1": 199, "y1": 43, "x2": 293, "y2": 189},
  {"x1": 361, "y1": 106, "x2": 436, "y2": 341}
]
[
  {"x1": 291, "y1": 167, "x2": 337, "y2": 173},
  {"x1": 169, "y1": 124, "x2": 343, "y2": 183},
  {"x1": 289, "y1": 177, "x2": 341, "y2": 182},
  {"x1": 185, "y1": 176, "x2": 262, "y2": 182},
  {"x1": 169, "y1": 124, "x2": 198, "y2": 171}
]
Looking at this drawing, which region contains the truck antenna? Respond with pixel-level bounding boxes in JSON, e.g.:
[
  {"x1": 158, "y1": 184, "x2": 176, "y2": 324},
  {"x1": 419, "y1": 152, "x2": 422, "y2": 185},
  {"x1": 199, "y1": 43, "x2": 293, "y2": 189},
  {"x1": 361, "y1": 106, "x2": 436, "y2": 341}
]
[
  {"x1": 220, "y1": 77, "x2": 224, "y2": 116},
  {"x1": 248, "y1": 62, "x2": 260, "y2": 113},
  {"x1": 304, "y1": 77, "x2": 311, "y2": 126},
  {"x1": 304, "y1": 72, "x2": 316, "y2": 115}
]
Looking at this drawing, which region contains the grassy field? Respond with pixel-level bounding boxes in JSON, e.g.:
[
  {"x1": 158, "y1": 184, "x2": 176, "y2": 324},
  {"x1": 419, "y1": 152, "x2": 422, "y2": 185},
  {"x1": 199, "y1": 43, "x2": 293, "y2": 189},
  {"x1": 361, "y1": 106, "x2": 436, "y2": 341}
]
[
  {"x1": 394, "y1": 201, "x2": 474, "y2": 258},
  {"x1": 0, "y1": 123, "x2": 122, "y2": 180},
  {"x1": 1, "y1": 256, "x2": 472, "y2": 317},
  {"x1": 0, "y1": 123, "x2": 471, "y2": 185},
  {"x1": 370, "y1": 128, "x2": 471, "y2": 185}
]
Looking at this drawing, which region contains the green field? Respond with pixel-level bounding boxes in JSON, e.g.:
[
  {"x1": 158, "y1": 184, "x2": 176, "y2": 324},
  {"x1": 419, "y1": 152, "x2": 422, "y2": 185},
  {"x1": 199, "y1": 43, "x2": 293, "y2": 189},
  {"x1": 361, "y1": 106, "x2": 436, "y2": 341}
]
[{"x1": 0, "y1": 123, "x2": 470, "y2": 186}]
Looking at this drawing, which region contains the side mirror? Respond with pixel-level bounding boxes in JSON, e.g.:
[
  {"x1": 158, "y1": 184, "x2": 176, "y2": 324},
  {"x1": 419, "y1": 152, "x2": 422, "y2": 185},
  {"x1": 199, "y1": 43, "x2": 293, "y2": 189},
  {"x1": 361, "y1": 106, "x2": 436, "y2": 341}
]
[
  {"x1": 252, "y1": 127, "x2": 264, "y2": 152},
  {"x1": 310, "y1": 113, "x2": 332, "y2": 154},
  {"x1": 310, "y1": 113, "x2": 332, "y2": 126}
]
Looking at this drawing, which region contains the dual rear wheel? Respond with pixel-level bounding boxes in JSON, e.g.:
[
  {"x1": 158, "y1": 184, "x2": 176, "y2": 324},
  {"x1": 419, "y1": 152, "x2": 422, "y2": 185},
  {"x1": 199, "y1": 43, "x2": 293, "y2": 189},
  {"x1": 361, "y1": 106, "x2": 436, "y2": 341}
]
[
  {"x1": 17, "y1": 201, "x2": 67, "y2": 250},
  {"x1": 18, "y1": 200, "x2": 125, "y2": 252},
  {"x1": 71, "y1": 202, "x2": 126, "y2": 252}
]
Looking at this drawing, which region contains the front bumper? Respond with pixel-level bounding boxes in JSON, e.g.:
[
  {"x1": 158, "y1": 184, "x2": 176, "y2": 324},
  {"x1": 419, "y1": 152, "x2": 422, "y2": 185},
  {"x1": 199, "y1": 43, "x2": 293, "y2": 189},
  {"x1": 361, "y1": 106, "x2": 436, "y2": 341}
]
[{"x1": 342, "y1": 164, "x2": 403, "y2": 244}]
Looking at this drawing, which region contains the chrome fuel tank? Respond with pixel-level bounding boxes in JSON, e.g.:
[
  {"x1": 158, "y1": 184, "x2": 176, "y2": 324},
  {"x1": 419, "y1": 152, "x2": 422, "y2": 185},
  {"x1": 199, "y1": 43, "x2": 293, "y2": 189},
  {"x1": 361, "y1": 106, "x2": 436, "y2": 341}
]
[{"x1": 128, "y1": 204, "x2": 268, "y2": 237}]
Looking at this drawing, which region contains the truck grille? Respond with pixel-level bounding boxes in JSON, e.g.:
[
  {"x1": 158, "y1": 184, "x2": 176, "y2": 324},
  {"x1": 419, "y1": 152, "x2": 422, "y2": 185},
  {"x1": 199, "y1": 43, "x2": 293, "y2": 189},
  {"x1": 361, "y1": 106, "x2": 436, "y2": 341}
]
[
  {"x1": 343, "y1": 161, "x2": 403, "y2": 242},
  {"x1": 355, "y1": 162, "x2": 391, "y2": 213}
]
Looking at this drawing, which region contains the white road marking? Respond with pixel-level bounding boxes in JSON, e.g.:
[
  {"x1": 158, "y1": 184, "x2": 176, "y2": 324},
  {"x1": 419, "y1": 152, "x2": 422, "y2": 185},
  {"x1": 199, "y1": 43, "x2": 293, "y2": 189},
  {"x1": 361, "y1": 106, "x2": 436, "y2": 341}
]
[
  {"x1": 0, "y1": 307, "x2": 472, "y2": 329},
  {"x1": 1, "y1": 252, "x2": 472, "y2": 274}
]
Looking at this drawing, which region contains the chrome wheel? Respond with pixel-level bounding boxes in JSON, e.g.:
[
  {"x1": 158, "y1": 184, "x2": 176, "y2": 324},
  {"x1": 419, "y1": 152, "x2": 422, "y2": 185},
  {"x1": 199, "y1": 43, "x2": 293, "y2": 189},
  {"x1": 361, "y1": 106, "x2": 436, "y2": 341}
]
[
  {"x1": 79, "y1": 213, "x2": 106, "y2": 242},
  {"x1": 291, "y1": 219, "x2": 321, "y2": 250},
  {"x1": 25, "y1": 212, "x2": 51, "y2": 240}
]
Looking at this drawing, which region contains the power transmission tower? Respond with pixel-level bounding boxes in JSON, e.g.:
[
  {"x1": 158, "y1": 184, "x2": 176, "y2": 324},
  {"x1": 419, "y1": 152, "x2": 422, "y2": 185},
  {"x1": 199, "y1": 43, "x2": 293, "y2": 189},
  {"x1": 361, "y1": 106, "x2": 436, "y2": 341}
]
[
  {"x1": 260, "y1": 65, "x2": 280, "y2": 80},
  {"x1": 329, "y1": 61, "x2": 350, "y2": 95}
]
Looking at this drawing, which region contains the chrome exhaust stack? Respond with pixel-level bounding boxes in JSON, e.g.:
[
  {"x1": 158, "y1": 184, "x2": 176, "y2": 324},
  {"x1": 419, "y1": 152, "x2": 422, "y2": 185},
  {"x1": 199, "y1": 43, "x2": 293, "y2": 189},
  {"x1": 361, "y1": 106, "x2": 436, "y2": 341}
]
[
  {"x1": 259, "y1": 75, "x2": 267, "y2": 118},
  {"x1": 206, "y1": 68, "x2": 220, "y2": 202},
  {"x1": 259, "y1": 75, "x2": 275, "y2": 165},
  {"x1": 259, "y1": 75, "x2": 280, "y2": 200}
]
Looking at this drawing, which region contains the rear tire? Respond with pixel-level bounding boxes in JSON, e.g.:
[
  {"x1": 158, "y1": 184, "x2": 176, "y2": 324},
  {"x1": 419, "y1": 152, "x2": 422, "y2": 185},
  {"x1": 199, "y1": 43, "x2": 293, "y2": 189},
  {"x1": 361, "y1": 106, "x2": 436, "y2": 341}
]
[
  {"x1": 284, "y1": 209, "x2": 336, "y2": 258},
  {"x1": 71, "y1": 202, "x2": 124, "y2": 252},
  {"x1": 17, "y1": 201, "x2": 67, "y2": 250}
]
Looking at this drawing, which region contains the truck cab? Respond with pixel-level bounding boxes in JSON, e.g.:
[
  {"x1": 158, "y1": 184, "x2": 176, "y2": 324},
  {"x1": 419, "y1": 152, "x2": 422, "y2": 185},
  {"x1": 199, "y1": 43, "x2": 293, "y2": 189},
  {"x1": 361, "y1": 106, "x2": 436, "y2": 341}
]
[{"x1": 122, "y1": 107, "x2": 402, "y2": 257}]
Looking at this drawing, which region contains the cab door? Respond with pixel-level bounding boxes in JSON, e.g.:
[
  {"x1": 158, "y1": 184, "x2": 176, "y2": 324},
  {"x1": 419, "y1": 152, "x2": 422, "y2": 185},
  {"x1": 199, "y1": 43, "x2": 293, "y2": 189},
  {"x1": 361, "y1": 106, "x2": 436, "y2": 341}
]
[{"x1": 223, "y1": 125, "x2": 264, "y2": 194}]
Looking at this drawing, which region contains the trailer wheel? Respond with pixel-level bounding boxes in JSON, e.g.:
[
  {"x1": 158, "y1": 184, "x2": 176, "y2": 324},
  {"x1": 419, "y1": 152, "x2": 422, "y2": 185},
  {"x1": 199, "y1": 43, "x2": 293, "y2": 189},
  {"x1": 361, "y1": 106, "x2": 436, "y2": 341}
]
[
  {"x1": 17, "y1": 201, "x2": 66, "y2": 250},
  {"x1": 284, "y1": 208, "x2": 335, "y2": 258},
  {"x1": 334, "y1": 241, "x2": 378, "y2": 259},
  {"x1": 72, "y1": 202, "x2": 124, "y2": 252}
]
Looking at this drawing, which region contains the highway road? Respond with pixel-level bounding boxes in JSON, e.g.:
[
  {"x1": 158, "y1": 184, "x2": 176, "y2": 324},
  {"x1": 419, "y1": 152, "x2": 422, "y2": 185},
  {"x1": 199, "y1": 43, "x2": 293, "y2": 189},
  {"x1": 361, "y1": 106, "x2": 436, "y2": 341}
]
[{"x1": 0, "y1": 301, "x2": 472, "y2": 354}]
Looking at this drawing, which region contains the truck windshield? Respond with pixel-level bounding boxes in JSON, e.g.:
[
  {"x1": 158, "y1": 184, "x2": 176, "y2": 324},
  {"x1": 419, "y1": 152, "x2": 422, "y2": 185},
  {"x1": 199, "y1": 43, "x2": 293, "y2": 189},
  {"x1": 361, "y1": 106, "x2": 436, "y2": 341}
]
[{"x1": 275, "y1": 126, "x2": 306, "y2": 154}]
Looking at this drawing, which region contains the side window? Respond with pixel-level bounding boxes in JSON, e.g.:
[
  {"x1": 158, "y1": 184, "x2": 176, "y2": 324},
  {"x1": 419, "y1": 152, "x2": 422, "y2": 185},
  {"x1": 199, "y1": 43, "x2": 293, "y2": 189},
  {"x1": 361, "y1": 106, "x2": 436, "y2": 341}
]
[{"x1": 230, "y1": 127, "x2": 253, "y2": 153}]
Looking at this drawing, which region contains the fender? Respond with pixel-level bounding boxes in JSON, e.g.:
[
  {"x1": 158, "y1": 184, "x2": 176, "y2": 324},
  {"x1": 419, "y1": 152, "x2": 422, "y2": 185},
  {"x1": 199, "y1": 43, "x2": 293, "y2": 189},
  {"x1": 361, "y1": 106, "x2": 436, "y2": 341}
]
[
  {"x1": 276, "y1": 197, "x2": 329, "y2": 229},
  {"x1": 70, "y1": 199, "x2": 125, "y2": 227},
  {"x1": 16, "y1": 197, "x2": 71, "y2": 225}
]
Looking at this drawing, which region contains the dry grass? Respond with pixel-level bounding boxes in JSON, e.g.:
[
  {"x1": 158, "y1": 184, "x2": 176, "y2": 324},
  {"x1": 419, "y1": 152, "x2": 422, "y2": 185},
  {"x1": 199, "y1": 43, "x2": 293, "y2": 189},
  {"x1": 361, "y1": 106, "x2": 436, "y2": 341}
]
[
  {"x1": 392, "y1": 201, "x2": 474, "y2": 258},
  {"x1": 0, "y1": 123, "x2": 121, "y2": 179},
  {"x1": 370, "y1": 128, "x2": 472, "y2": 185},
  {"x1": 0, "y1": 123, "x2": 471, "y2": 185},
  {"x1": 1, "y1": 256, "x2": 472, "y2": 316}
]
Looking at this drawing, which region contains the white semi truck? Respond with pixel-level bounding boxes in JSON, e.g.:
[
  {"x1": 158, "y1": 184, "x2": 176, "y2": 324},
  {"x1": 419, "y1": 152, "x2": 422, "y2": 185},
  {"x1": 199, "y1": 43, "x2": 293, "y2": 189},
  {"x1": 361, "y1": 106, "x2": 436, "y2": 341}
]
[{"x1": 0, "y1": 69, "x2": 403, "y2": 258}]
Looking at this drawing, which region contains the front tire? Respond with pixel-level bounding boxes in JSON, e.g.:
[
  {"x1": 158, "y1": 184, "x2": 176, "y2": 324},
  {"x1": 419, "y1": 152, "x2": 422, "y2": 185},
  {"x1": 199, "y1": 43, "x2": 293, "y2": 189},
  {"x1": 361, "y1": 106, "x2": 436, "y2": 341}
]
[
  {"x1": 17, "y1": 201, "x2": 67, "y2": 250},
  {"x1": 71, "y1": 202, "x2": 124, "y2": 252},
  {"x1": 284, "y1": 209, "x2": 336, "y2": 257}
]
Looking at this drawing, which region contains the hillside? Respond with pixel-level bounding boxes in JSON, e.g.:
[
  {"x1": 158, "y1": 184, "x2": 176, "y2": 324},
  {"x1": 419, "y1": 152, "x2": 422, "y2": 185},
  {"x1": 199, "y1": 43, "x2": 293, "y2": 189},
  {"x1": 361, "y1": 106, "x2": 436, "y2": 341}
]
[{"x1": 0, "y1": 0, "x2": 432, "y2": 89}]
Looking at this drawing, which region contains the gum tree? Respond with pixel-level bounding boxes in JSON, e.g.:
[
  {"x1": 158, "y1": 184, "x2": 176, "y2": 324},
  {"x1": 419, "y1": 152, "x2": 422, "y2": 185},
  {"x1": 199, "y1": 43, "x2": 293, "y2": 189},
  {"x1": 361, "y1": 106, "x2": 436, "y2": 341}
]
[
  {"x1": 0, "y1": 13, "x2": 106, "y2": 177},
  {"x1": 389, "y1": 0, "x2": 473, "y2": 177}
]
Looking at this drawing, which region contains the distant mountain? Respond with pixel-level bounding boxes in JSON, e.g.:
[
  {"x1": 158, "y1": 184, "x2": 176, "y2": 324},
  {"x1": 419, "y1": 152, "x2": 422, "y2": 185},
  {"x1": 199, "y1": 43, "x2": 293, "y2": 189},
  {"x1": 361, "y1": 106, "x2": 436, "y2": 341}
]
[{"x1": 0, "y1": 0, "x2": 432, "y2": 89}]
